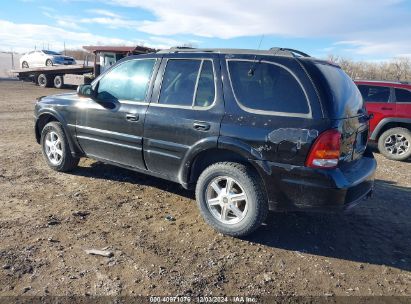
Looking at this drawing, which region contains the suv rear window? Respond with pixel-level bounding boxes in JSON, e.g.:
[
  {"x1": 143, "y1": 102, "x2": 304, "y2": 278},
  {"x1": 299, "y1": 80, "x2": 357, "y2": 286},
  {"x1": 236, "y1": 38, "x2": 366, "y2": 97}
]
[
  {"x1": 358, "y1": 85, "x2": 390, "y2": 102},
  {"x1": 316, "y1": 63, "x2": 363, "y2": 118},
  {"x1": 227, "y1": 60, "x2": 309, "y2": 114}
]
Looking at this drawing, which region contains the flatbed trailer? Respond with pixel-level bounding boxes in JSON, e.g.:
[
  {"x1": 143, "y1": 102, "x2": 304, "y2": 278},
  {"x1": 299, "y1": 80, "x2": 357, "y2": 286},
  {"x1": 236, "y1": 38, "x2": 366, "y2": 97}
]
[
  {"x1": 10, "y1": 45, "x2": 155, "y2": 89},
  {"x1": 10, "y1": 65, "x2": 94, "y2": 89}
]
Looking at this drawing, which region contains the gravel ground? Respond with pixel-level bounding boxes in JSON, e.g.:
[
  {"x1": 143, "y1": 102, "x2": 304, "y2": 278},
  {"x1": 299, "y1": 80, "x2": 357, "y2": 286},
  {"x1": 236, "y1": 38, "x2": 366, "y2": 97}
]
[{"x1": 0, "y1": 80, "x2": 410, "y2": 297}]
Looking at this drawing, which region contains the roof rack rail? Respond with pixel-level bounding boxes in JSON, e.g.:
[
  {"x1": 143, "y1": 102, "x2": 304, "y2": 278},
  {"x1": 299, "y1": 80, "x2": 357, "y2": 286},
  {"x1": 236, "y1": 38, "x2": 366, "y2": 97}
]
[
  {"x1": 156, "y1": 47, "x2": 312, "y2": 57},
  {"x1": 269, "y1": 47, "x2": 310, "y2": 58},
  {"x1": 157, "y1": 46, "x2": 200, "y2": 54}
]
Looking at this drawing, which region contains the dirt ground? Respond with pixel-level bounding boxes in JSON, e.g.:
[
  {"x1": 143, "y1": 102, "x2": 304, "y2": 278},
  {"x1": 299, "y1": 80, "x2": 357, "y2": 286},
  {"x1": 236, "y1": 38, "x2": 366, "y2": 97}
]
[{"x1": 0, "y1": 80, "x2": 410, "y2": 298}]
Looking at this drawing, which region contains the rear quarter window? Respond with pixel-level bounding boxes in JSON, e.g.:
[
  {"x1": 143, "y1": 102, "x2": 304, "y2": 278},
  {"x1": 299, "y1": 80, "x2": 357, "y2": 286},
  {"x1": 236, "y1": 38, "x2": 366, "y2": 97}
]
[
  {"x1": 395, "y1": 88, "x2": 411, "y2": 103},
  {"x1": 227, "y1": 60, "x2": 310, "y2": 115}
]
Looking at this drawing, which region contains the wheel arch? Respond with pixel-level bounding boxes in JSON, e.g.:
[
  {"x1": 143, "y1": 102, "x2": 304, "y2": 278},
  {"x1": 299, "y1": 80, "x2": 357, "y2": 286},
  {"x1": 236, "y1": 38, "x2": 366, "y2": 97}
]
[
  {"x1": 181, "y1": 137, "x2": 268, "y2": 202},
  {"x1": 370, "y1": 118, "x2": 411, "y2": 140},
  {"x1": 35, "y1": 111, "x2": 82, "y2": 157},
  {"x1": 35, "y1": 112, "x2": 60, "y2": 143}
]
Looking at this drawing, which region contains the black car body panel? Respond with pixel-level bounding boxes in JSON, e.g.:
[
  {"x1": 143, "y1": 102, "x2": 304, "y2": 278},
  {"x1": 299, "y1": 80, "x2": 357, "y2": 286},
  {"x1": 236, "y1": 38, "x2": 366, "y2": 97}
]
[
  {"x1": 34, "y1": 48, "x2": 376, "y2": 212},
  {"x1": 253, "y1": 150, "x2": 376, "y2": 211},
  {"x1": 219, "y1": 54, "x2": 326, "y2": 166},
  {"x1": 143, "y1": 53, "x2": 224, "y2": 183}
]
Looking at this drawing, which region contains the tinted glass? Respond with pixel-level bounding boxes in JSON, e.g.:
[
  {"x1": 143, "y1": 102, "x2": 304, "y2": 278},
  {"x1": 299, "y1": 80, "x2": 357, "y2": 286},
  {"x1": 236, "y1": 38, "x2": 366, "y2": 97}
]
[
  {"x1": 316, "y1": 63, "x2": 364, "y2": 118},
  {"x1": 228, "y1": 61, "x2": 309, "y2": 114},
  {"x1": 194, "y1": 61, "x2": 215, "y2": 107},
  {"x1": 395, "y1": 88, "x2": 411, "y2": 103},
  {"x1": 43, "y1": 50, "x2": 61, "y2": 55},
  {"x1": 97, "y1": 59, "x2": 155, "y2": 102},
  {"x1": 357, "y1": 85, "x2": 390, "y2": 102},
  {"x1": 159, "y1": 60, "x2": 200, "y2": 106}
]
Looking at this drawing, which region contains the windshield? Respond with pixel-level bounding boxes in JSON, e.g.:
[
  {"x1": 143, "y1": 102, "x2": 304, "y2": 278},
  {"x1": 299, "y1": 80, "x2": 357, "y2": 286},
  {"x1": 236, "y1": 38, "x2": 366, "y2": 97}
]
[
  {"x1": 316, "y1": 63, "x2": 364, "y2": 118},
  {"x1": 42, "y1": 50, "x2": 61, "y2": 55}
]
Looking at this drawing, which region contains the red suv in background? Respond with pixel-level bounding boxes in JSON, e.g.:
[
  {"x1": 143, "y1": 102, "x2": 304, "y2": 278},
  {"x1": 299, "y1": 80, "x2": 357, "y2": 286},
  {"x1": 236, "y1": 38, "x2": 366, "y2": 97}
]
[{"x1": 355, "y1": 80, "x2": 411, "y2": 161}]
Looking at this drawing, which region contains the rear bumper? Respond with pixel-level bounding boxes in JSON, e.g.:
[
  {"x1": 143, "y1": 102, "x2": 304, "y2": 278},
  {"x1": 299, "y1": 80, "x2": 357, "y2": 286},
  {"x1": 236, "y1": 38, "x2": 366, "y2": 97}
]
[{"x1": 254, "y1": 150, "x2": 377, "y2": 212}]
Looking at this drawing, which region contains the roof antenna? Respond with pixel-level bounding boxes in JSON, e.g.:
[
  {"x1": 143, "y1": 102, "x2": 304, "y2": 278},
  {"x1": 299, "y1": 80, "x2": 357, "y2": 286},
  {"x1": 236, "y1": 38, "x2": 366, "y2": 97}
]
[{"x1": 248, "y1": 34, "x2": 264, "y2": 77}]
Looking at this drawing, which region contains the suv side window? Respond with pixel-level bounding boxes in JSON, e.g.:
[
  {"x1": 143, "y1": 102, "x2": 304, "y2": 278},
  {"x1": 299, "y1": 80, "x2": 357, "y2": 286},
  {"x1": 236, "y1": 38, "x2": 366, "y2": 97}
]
[
  {"x1": 358, "y1": 85, "x2": 390, "y2": 102},
  {"x1": 194, "y1": 60, "x2": 215, "y2": 107},
  {"x1": 159, "y1": 59, "x2": 215, "y2": 107},
  {"x1": 227, "y1": 60, "x2": 309, "y2": 114},
  {"x1": 97, "y1": 59, "x2": 155, "y2": 102},
  {"x1": 395, "y1": 88, "x2": 411, "y2": 103}
]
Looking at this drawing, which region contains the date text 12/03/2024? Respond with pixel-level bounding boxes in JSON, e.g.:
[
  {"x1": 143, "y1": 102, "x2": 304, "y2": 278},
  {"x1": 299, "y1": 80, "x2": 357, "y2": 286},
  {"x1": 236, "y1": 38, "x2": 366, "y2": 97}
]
[{"x1": 149, "y1": 296, "x2": 258, "y2": 303}]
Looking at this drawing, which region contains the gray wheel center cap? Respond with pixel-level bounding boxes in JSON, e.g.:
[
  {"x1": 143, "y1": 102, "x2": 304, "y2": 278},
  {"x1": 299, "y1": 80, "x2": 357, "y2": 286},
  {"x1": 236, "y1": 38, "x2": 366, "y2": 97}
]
[{"x1": 222, "y1": 197, "x2": 229, "y2": 204}]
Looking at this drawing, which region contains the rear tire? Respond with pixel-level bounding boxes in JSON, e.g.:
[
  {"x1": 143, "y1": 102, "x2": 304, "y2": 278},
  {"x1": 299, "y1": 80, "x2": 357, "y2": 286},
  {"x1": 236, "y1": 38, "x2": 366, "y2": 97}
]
[
  {"x1": 40, "y1": 122, "x2": 79, "y2": 172},
  {"x1": 22, "y1": 61, "x2": 29, "y2": 68},
  {"x1": 378, "y1": 127, "x2": 411, "y2": 161},
  {"x1": 195, "y1": 162, "x2": 268, "y2": 237},
  {"x1": 37, "y1": 74, "x2": 50, "y2": 88},
  {"x1": 53, "y1": 75, "x2": 64, "y2": 89},
  {"x1": 46, "y1": 59, "x2": 53, "y2": 66}
]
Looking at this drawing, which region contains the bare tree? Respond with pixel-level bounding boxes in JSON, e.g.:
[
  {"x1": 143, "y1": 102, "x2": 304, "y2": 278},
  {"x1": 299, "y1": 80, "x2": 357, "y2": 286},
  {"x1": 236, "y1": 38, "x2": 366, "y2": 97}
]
[{"x1": 327, "y1": 55, "x2": 411, "y2": 82}]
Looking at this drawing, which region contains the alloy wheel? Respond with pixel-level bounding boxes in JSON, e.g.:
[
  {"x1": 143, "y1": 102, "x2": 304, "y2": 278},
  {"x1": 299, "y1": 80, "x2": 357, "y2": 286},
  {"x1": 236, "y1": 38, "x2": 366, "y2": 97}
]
[
  {"x1": 384, "y1": 133, "x2": 410, "y2": 156},
  {"x1": 206, "y1": 176, "x2": 248, "y2": 225},
  {"x1": 44, "y1": 131, "x2": 63, "y2": 165}
]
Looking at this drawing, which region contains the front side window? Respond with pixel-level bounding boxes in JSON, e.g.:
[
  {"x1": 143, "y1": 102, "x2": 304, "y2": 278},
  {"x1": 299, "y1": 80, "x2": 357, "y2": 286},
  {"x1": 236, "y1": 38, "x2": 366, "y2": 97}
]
[
  {"x1": 395, "y1": 88, "x2": 411, "y2": 103},
  {"x1": 227, "y1": 60, "x2": 309, "y2": 114},
  {"x1": 358, "y1": 85, "x2": 390, "y2": 102},
  {"x1": 97, "y1": 59, "x2": 155, "y2": 102},
  {"x1": 159, "y1": 59, "x2": 215, "y2": 107}
]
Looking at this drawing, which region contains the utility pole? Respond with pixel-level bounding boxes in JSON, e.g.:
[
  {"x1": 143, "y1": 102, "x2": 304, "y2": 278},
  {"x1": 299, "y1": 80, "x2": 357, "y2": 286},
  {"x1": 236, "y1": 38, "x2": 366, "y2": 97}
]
[{"x1": 11, "y1": 48, "x2": 14, "y2": 69}]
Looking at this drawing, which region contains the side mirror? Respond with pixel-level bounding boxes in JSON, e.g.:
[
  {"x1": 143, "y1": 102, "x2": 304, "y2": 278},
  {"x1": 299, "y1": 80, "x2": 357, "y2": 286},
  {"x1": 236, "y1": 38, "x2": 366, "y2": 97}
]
[
  {"x1": 77, "y1": 83, "x2": 116, "y2": 109},
  {"x1": 77, "y1": 84, "x2": 95, "y2": 98}
]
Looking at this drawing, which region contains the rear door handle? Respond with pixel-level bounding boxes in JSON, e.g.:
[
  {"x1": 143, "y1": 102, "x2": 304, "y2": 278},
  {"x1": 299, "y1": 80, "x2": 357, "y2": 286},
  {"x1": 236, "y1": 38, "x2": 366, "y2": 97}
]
[
  {"x1": 381, "y1": 107, "x2": 393, "y2": 110},
  {"x1": 126, "y1": 113, "x2": 139, "y2": 122},
  {"x1": 193, "y1": 122, "x2": 210, "y2": 131}
]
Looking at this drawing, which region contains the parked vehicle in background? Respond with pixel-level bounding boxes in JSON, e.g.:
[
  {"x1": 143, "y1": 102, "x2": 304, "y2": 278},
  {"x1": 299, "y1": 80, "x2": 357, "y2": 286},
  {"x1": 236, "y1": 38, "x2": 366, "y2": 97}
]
[
  {"x1": 12, "y1": 46, "x2": 155, "y2": 89},
  {"x1": 34, "y1": 47, "x2": 376, "y2": 236},
  {"x1": 19, "y1": 50, "x2": 76, "y2": 68},
  {"x1": 355, "y1": 80, "x2": 411, "y2": 161}
]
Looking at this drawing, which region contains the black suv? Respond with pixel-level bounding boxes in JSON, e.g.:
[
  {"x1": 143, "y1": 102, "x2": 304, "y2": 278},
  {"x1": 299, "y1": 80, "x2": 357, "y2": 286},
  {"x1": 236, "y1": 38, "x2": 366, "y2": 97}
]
[{"x1": 34, "y1": 47, "x2": 376, "y2": 236}]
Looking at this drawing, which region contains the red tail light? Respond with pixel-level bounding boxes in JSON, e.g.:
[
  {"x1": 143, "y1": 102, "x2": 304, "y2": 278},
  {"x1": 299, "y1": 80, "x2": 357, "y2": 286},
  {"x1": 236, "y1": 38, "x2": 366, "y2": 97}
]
[{"x1": 305, "y1": 129, "x2": 341, "y2": 169}]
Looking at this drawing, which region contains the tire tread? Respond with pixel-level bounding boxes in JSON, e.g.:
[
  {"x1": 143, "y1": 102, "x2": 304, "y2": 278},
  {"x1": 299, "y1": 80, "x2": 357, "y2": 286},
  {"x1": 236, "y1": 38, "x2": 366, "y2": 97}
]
[
  {"x1": 41, "y1": 121, "x2": 79, "y2": 172},
  {"x1": 195, "y1": 162, "x2": 268, "y2": 237}
]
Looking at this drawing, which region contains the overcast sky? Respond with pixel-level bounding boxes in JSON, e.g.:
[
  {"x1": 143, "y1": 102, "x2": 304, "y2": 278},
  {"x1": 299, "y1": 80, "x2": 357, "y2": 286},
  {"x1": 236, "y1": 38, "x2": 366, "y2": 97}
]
[{"x1": 0, "y1": 0, "x2": 410, "y2": 60}]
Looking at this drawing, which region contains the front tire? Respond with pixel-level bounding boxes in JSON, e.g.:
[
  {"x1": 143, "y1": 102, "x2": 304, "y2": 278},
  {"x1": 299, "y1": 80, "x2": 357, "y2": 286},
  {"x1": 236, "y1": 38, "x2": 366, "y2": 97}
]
[
  {"x1": 40, "y1": 122, "x2": 79, "y2": 172},
  {"x1": 378, "y1": 127, "x2": 411, "y2": 161},
  {"x1": 22, "y1": 61, "x2": 29, "y2": 68},
  {"x1": 46, "y1": 59, "x2": 53, "y2": 66},
  {"x1": 195, "y1": 162, "x2": 268, "y2": 237}
]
